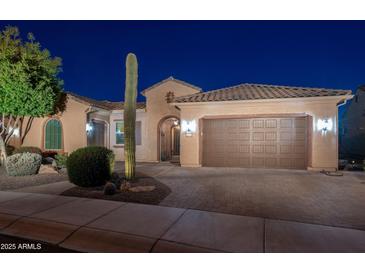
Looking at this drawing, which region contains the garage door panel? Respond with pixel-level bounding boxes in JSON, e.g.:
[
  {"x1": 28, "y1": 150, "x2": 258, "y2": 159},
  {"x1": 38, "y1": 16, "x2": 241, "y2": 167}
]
[
  {"x1": 265, "y1": 132, "x2": 277, "y2": 141},
  {"x1": 253, "y1": 132, "x2": 265, "y2": 141},
  {"x1": 239, "y1": 157, "x2": 251, "y2": 167},
  {"x1": 253, "y1": 120, "x2": 265, "y2": 128},
  {"x1": 265, "y1": 145, "x2": 277, "y2": 154},
  {"x1": 280, "y1": 119, "x2": 293, "y2": 128},
  {"x1": 238, "y1": 132, "x2": 250, "y2": 141},
  {"x1": 265, "y1": 119, "x2": 277, "y2": 128},
  {"x1": 294, "y1": 145, "x2": 306, "y2": 153},
  {"x1": 226, "y1": 143, "x2": 240, "y2": 153},
  {"x1": 280, "y1": 144, "x2": 292, "y2": 153},
  {"x1": 203, "y1": 116, "x2": 307, "y2": 169},
  {"x1": 279, "y1": 158, "x2": 293, "y2": 168},
  {"x1": 280, "y1": 131, "x2": 292, "y2": 141},
  {"x1": 238, "y1": 120, "x2": 251, "y2": 130},
  {"x1": 294, "y1": 132, "x2": 306, "y2": 141},
  {"x1": 253, "y1": 145, "x2": 265, "y2": 153},
  {"x1": 239, "y1": 144, "x2": 250, "y2": 153},
  {"x1": 294, "y1": 118, "x2": 306, "y2": 128},
  {"x1": 265, "y1": 158, "x2": 277, "y2": 168},
  {"x1": 252, "y1": 157, "x2": 265, "y2": 167},
  {"x1": 293, "y1": 158, "x2": 306, "y2": 169}
]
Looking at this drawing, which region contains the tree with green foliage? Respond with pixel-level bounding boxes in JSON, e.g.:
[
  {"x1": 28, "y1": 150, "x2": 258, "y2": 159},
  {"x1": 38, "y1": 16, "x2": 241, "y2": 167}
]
[
  {"x1": 0, "y1": 26, "x2": 64, "y2": 165},
  {"x1": 123, "y1": 53, "x2": 138, "y2": 181}
]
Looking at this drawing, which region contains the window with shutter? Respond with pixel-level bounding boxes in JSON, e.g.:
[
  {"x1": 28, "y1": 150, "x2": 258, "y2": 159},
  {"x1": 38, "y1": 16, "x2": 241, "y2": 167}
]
[{"x1": 45, "y1": 119, "x2": 62, "y2": 150}]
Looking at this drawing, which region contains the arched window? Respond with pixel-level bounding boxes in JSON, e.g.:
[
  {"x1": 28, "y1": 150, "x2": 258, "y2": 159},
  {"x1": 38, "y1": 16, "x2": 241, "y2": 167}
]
[{"x1": 44, "y1": 119, "x2": 62, "y2": 150}]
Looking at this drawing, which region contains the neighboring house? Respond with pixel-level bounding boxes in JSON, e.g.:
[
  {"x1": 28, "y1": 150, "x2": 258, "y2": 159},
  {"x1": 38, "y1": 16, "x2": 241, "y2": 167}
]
[
  {"x1": 16, "y1": 76, "x2": 352, "y2": 171},
  {"x1": 339, "y1": 85, "x2": 365, "y2": 159}
]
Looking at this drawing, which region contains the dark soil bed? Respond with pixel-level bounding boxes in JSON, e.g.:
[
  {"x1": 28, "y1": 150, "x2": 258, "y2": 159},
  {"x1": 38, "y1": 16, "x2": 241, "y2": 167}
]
[{"x1": 61, "y1": 172, "x2": 171, "y2": 205}]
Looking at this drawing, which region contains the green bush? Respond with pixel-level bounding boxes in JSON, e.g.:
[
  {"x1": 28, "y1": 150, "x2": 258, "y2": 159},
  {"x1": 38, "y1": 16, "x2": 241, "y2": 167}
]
[
  {"x1": 66, "y1": 146, "x2": 115, "y2": 187},
  {"x1": 6, "y1": 153, "x2": 42, "y2": 176},
  {"x1": 55, "y1": 154, "x2": 68, "y2": 169},
  {"x1": 13, "y1": 146, "x2": 42, "y2": 156}
]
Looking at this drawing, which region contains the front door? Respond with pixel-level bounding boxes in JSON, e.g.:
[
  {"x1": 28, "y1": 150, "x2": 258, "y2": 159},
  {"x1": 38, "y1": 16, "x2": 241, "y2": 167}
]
[
  {"x1": 87, "y1": 120, "x2": 106, "y2": 147},
  {"x1": 172, "y1": 126, "x2": 180, "y2": 155}
]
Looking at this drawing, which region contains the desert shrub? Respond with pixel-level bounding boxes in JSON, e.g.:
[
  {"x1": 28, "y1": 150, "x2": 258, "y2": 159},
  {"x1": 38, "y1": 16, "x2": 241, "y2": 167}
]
[
  {"x1": 13, "y1": 146, "x2": 42, "y2": 156},
  {"x1": 6, "y1": 152, "x2": 42, "y2": 176},
  {"x1": 66, "y1": 146, "x2": 115, "y2": 187},
  {"x1": 55, "y1": 154, "x2": 68, "y2": 169}
]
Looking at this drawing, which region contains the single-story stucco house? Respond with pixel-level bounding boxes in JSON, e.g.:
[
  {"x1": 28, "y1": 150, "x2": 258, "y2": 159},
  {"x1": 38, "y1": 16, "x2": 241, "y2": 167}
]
[{"x1": 15, "y1": 77, "x2": 353, "y2": 171}]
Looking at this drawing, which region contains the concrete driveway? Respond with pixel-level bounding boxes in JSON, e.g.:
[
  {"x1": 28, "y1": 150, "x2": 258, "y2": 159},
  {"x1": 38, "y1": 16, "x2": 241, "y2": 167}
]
[{"x1": 125, "y1": 162, "x2": 365, "y2": 231}]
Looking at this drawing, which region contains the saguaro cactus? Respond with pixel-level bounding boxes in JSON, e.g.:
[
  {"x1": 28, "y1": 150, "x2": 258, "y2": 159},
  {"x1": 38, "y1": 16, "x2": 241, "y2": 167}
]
[{"x1": 124, "y1": 53, "x2": 138, "y2": 181}]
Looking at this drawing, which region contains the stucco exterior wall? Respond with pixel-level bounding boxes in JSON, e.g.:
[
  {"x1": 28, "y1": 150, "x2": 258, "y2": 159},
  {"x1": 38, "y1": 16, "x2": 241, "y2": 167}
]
[
  {"x1": 176, "y1": 97, "x2": 346, "y2": 170},
  {"x1": 22, "y1": 98, "x2": 89, "y2": 154},
  {"x1": 143, "y1": 81, "x2": 200, "y2": 162}
]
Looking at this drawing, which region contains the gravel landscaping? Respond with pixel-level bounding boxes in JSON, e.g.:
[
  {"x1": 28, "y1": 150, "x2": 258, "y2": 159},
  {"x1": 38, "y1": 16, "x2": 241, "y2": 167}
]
[
  {"x1": 61, "y1": 171, "x2": 171, "y2": 205},
  {"x1": 0, "y1": 166, "x2": 67, "y2": 191}
]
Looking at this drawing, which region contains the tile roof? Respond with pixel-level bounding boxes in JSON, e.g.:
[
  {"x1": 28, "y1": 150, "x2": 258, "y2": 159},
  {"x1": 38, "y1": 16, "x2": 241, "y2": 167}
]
[
  {"x1": 173, "y1": 83, "x2": 352, "y2": 103},
  {"x1": 141, "y1": 76, "x2": 202, "y2": 95},
  {"x1": 67, "y1": 92, "x2": 146, "y2": 110}
]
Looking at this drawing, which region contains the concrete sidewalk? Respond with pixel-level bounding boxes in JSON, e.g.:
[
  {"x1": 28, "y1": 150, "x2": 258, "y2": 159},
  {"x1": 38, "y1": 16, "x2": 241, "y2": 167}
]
[{"x1": 0, "y1": 191, "x2": 364, "y2": 252}]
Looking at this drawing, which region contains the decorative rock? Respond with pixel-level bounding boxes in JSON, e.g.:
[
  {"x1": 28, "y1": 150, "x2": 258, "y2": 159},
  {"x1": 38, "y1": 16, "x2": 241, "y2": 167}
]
[
  {"x1": 110, "y1": 172, "x2": 122, "y2": 188},
  {"x1": 120, "y1": 181, "x2": 131, "y2": 191},
  {"x1": 38, "y1": 164, "x2": 58, "y2": 174},
  {"x1": 51, "y1": 160, "x2": 58, "y2": 168},
  {"x1": 59, "y1": 168, "x2": 67, "y2": 174},
  {"x1": 43, "y1": 157, "x2": 55, "y2": 165},
  {"x1": 129, "y1": 186, "x2": 156, "y2": 193},
  {"x1": 104, "y1": 182, "x2": 117, "y2": 195}
]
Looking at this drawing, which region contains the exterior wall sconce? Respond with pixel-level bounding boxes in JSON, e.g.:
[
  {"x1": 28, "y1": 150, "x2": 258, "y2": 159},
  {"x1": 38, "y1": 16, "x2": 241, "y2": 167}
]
[
  {"x1": 317, "y1": 118, "x2": 333, "y2": 134},
  {"x1": 181, "y1": 120, "x2": 196, "y2": 137}
]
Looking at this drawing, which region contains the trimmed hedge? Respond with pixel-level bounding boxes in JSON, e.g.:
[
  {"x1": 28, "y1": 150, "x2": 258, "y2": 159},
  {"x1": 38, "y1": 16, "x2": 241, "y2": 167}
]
[
  {"x1": 66, "y1": 146, "x2": 115, "y2": 187},
  {"x1": 13, "y1": 146, "x2": 42, "y2": 156},
  {"x1": 6, "y1": 152, "x2": 42, "y2": 176}
]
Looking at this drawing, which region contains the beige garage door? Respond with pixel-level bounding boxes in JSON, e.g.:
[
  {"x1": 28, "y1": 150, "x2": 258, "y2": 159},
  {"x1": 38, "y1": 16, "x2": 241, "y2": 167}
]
[{"x1": 202, "y1": 116, "x2": 307, "y2": 169}]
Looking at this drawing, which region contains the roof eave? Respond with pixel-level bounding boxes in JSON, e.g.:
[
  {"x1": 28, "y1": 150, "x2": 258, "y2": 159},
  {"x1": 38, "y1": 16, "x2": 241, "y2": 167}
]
[
  {"x1": 141, "y1": 77, "x2": 202, "y2": 96},
  {"x1": 172, "y1": 94, "x2": 353, "y2": 107}
]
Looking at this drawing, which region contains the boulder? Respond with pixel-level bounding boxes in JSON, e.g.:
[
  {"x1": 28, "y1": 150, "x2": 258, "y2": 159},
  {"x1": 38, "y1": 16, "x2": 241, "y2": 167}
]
[
  {"x1": 104, "y1": 182, "x2": 117, "y2": 195},
  {"x1": 43, "y1": 157, "x2": 55, "y2": 165},
  {"x1": 38, "y1": 164, "x2": 58, "y2": 174}
]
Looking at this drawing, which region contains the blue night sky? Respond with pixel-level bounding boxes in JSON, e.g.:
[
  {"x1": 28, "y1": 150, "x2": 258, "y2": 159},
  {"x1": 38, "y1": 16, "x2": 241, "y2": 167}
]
[{"x1": 0, "y1": 21, "x2": 364, "y2": 103}]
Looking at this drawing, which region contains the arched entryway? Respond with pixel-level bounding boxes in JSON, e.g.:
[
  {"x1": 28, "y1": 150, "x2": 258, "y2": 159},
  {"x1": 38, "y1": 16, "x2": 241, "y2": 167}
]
[{"x1": 158, "y1": 116, "x2": 180, "y2": 162}]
